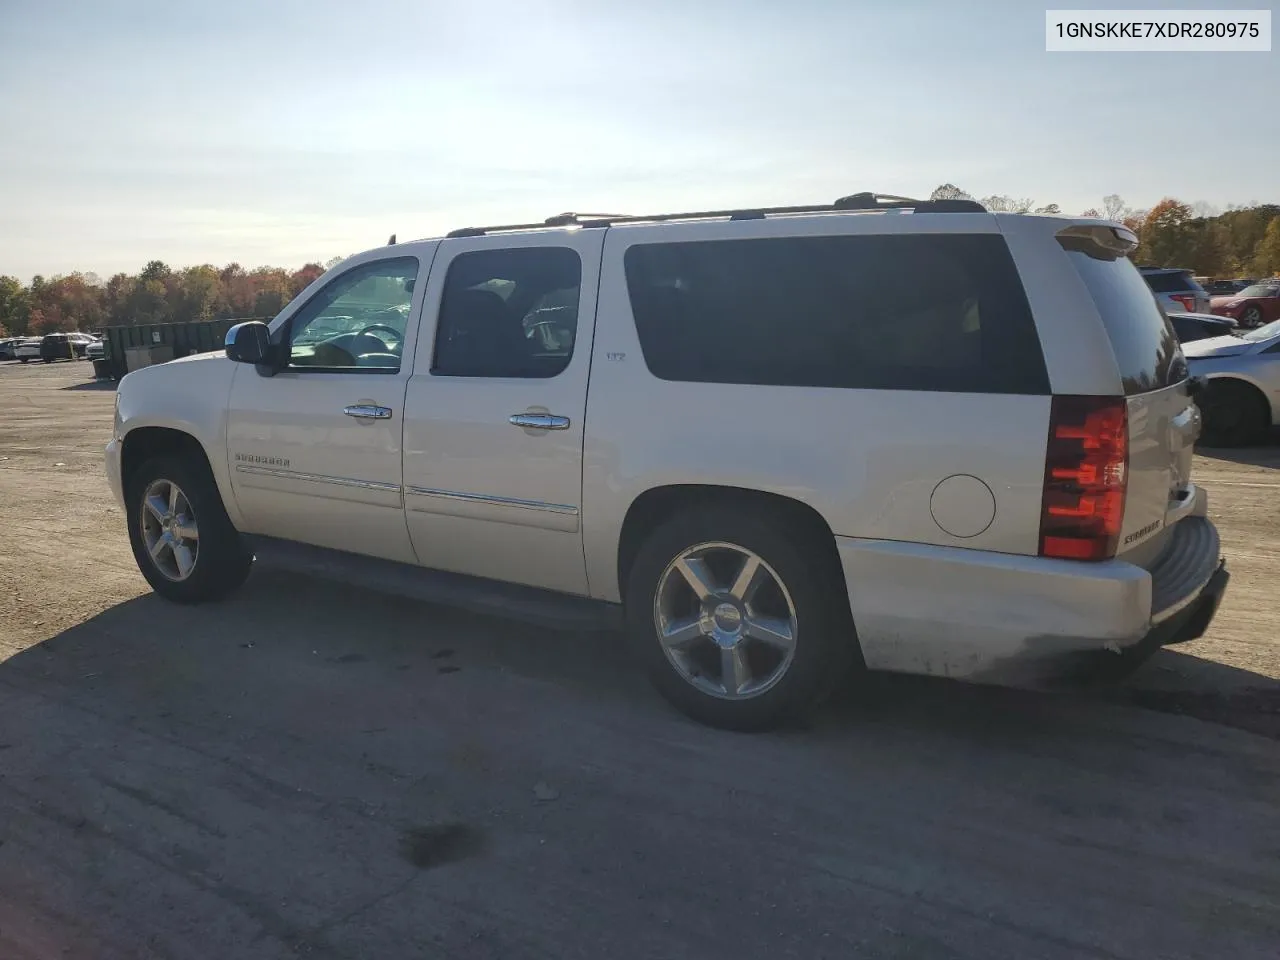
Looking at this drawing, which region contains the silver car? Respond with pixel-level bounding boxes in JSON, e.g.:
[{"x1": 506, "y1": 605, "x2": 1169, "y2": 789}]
[
  {"x1": 1141, "y1": 267, "x2": 1211, "y2": 314},
  {"x1": 1184, "y1": 318, "x2": 1280, "y2": 445}
]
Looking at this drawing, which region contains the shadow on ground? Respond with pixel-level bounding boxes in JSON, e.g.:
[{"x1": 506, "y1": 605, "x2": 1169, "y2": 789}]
[
  {"x1": 1195, "y1": 430, "x2": 1280, "y2": 467},
  {"x1": 60, "y1": 378, "x2": 117, "y2": 391},
  {"x1": 2, "y1": 570, "x2": 1279, "y2": 959}
]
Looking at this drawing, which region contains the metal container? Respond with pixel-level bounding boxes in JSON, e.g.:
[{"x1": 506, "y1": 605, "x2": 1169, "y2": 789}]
[{"x1": 101, "y1": 318, "x2": 252, "y2": 379}]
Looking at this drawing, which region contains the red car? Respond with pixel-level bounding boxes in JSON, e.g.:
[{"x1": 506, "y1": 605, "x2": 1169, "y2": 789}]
[{"x1": 1210, "y1": 281, "x2": 1280, "y2": 329}]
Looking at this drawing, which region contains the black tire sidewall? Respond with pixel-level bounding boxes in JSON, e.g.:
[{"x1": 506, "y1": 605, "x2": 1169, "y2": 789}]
[
  {"x1": 624, "y1": 507, "x2": 854, "y2": 731},
  {"x1": 125, "y1": 453, "x2": 250, "y2": 603},
  {"x1": 1200, "y1": 382, "x2": 1267, "y2": 446}
]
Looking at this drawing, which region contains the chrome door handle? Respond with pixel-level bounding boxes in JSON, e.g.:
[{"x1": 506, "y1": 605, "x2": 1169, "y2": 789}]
[
  {"x1": 509, "y1": 413, "x2": 570, "y2": 430},
  {"x1": 344, "y1": 404, "x2": 393, "y2": 420}
]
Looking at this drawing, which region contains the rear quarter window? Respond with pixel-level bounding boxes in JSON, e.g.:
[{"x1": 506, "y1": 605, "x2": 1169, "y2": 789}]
[
  {"x1": 623, "y1": 234, "x2": 1049, "y2": 394},
  {"x1": 1069, "y1": 252, "x2": 1187, "y2": 395}
]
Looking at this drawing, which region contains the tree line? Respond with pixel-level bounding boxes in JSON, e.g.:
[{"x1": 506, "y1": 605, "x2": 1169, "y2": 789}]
[
  {"x1": 0, "y1": 258, "x2": 340, "y2": 338},
  {"x1": 4, "y1": 191, "x2": 1279, "y2": 338},
  {"x1": 931, "y1": 185, "x2": 1280, "y2": 278}
]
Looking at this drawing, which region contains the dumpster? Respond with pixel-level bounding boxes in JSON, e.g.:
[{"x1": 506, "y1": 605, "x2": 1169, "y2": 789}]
[
  {"x1": 100, "y1": 317, "x2": 256, "y2": 380},
  {"x1": 92, "y1": 357, "x2": 112, "y2": 380}
]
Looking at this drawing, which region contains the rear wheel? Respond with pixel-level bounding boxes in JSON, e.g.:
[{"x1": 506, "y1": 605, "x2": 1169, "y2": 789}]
[
  {"x1": 1198, "y1": 380, "x2": 1270, "y2": 447},
  {"x1": 1240, "y1": 306, "x2": 1263, "y2": 328},
  {"x1": 126, "y1": 454, "x2": 252, "y2": 603},
  {"x1": 624, "y1": 507, "x2": 856, "y2": 731}
]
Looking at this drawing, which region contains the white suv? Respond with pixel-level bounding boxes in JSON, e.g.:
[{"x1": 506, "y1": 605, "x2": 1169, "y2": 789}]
[{"x1": 105, "y1": 193, "x2": 1229, "y2": 730}]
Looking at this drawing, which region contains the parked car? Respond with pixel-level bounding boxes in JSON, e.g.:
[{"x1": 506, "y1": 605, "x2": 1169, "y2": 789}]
[
  {"x1": 1210, "y1": 281, "x2": 1280, "y2": 329},
  {"x1": 1139, "y1": 266, "x2": 1211, "y2": 313},
  {"x1": 1184, "y1": 319, "x2": 1280, "y2": 446},
  {"x1": 39, "y1": 332, "x2": 94, "y2": 362},
  {"x1": 105, "y1": 195, "x2": 1228, "y2": 730},
  {"x1": 0, "y1": 337, "x2": 20, "y2": 360},
  {"x1": 1204, "y1": 278, "x2": 1254, "y2": 297},
  {"x1": 1168, "y1": 312, "x2": 1237, "y2": 343},
  {"x1": 13, "y1": 338, "x2": 43, "y2": 362},
  {"x1": 86, "y1": 337, "x2": 105, "y2": 360}
]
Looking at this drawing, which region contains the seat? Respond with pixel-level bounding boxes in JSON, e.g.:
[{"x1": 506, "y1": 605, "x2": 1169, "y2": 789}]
[{"x1": 438, "y1": 288, "x2": 530, "y2": 376}]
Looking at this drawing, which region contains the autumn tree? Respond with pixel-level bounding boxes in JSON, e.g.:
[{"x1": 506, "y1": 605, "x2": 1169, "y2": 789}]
[
  {"x1": 1252, "y1": 217, "x2": 1280, "y2": 277},
  {"x1": 0, "y1": 275, "x2": 29, "y2": 335},
  {"x1": 1135, "y1": 198, "x2": 1195, "y2": 265}
]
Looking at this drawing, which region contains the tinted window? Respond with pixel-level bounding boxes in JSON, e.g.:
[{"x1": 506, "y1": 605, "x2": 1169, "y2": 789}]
[
  {"x1": 1067, "y1": 252, "x2": 1186, "y2": 395},
  {"x1": 288, "y1": 257, "x2": 419, "y2": 373},
  {"x1": 1169, "y1": 316, "x2": 1199, "y2": 342},
  {"x1": 623, "y1": 235, "x2": 1048, "y2": 394},
  {"x1": 433, "y1": 247, "x2": 581, "y2": 378},
  {"x1": 1143, "y1": 270, "x2": 1196, "y2": 293}
]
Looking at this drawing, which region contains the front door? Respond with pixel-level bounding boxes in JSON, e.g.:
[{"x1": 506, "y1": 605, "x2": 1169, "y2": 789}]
[
  {"x1": 401, "y1": 230, "x2": 604, "y2": 595},
  {"x1": 226, "y1": 252, "x2": 431, "y2": 563}
]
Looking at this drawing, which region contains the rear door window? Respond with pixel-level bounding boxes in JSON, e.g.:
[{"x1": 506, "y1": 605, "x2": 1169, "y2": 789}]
[
  {"x1": 623, "y1": 234, "x2": 1048, "y2": 394},
  {"x1": 1068, "y1": 252, "x2": 1187, "y2": 395}
]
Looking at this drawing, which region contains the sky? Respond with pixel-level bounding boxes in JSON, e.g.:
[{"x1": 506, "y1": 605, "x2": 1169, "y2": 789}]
[{"x1": 0, "y1": 0, "x2": 1276, "y2": 280}]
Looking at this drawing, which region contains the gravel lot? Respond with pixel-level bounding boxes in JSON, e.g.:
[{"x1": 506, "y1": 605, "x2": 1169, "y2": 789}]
[{"x1": 1, "y1": 359, "x2": 1278, "y2": 959}]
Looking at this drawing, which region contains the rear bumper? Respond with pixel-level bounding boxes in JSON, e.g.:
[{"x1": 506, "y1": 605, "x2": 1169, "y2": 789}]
[{"x1": 837, "y1": 516, "x2": 1227, "y2": 683}]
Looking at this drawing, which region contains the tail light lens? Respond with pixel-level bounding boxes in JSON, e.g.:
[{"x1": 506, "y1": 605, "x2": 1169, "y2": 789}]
[
  {"x1": 1039, "y1": 396, "x2": 1128, "y2": 561},
  {"x1": 1170, "y1": 293, "x2": 1197, "y2": 311}
]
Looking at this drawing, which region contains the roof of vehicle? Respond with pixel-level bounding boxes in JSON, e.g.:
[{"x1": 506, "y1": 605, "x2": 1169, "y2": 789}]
[
  {"x1": 1138, "y1": 266, "x2": 1193, "y2": 274},
  {"x1": 437, "y1": 192, "x2": 1012, "y2": 240}
]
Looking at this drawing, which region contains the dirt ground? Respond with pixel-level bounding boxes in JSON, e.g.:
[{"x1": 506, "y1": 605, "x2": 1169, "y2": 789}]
[{"x1": 1, "y1": 359, "x2": 1278, "y2": 959}]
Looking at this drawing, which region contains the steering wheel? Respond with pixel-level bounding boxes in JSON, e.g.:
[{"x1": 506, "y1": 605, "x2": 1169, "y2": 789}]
[{"x1": 357, "y1": 323, "x2": 402, "y2": 341}]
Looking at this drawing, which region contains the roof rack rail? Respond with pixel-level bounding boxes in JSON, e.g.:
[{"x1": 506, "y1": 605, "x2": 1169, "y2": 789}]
[{"x1": 444, "y1": 192, "x2": 986, "y2": 238}]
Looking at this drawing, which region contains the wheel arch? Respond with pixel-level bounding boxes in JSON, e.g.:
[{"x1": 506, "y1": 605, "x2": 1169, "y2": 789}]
[
  {"x1": 1200, "y1": 373, "x2": 1275, "y2": 424},
  {"x1": 615, "y1": 483, "x2": 851, "y2": 619},
  {"x1": 121, "y1": 426, "x2": 218, "y2": 495}
]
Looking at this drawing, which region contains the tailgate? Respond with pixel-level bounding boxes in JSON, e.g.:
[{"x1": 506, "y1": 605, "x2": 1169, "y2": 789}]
[
  {"x1": 1117, "y1": 381, "x2": 1199, "y2": 566},
  {"x1": 1057, "y1": 233, "x2": 1196, "y2": 569}
]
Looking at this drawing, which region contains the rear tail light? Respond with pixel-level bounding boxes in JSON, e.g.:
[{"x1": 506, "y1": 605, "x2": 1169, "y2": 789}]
[
  {"x1": 1039, "y1": 396, "x2": 1128, "y2": 561},
  {"x1": 1170, "y1": 293, "x2": 1197, "y2": 311}
]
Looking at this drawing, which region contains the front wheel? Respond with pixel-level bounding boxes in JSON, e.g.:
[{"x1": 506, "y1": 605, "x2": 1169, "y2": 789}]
[
  {"x1": 625, "y1": 507, "x2": 856, "y2": 731},
  {"x1": 126, "y1": 454, "x2": 252, "y2": 603},
  {"x1": 1241, "y1": 306, "x2": 1263, "y2": 329}
]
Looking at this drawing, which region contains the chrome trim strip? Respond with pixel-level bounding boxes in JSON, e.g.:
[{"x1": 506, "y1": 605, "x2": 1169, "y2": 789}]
[
  {"x1": 405, "y1": 485, "x2": 579, "y2": 516},
  {"x1": 235, "y1": 463, "x2": 401, "y2": 492}
]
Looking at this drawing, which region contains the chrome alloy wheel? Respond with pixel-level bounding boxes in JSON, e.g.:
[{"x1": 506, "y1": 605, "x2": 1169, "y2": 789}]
[
  {"x1": 653, "y1": 541, "x2": 799, "y2": 700},
  {"x1": 139, "y1": 478, "x2": 200, "y2": 582}
]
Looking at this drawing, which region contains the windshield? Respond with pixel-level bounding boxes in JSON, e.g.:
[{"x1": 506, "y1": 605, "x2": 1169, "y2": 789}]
[
  {"x1": 1236, "y1": 284, "x2": 1280, "y2": 298},
  {"x1": 1242, "y1": 318, "x2": 1280, "y2": 342}
]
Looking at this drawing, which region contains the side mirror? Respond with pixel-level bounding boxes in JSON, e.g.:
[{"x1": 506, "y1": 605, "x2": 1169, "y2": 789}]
[{"x1": 225, "y1": 321, "x2": 272, "y2": 365}]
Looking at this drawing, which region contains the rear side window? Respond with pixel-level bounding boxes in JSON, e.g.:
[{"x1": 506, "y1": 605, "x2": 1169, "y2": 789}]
[
  {"x1": 623, "y1": 234, "x2": 1048, "y2": 394},
  {"x1": 433, "y1": 247, "x2": 581, "y2": 378},
  {"x1": 1068, "y1": 252, "x2": 1187, "y2": 395},
  {"x1": 1144, "y1": 270, "x2": 1197, "y2": 293}
]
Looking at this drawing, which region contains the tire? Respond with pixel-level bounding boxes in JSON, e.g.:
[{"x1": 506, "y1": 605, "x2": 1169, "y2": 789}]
[
  {"x1": 1198, "y1": 380, "x2": 1270, "y2": 447},
  {"x1": 1241, "y1": 306, "x2": 1262, "y2": 329},
  {"x1": 19, "y1": 358, "x2": 28, "y2": 364},
  {"x1": 624, "y1": 506, "x2": 857, "y2": 731},
  {"x1": 126, "y1": 453, "x2": 252, "y2": 603}
]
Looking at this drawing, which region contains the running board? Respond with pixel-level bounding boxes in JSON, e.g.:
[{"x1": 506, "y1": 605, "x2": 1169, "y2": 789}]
[{"x1": 246, "y1": 536, "x2": 623, "y2": 633}]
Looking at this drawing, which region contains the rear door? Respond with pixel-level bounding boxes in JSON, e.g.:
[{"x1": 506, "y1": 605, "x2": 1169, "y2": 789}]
[
  {"x1": 401, "y1": 229, "x2": 604, "y2": 595},
  {"x1": 1063, "y1": 247, "x2": 1197, "y2": 565}
]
